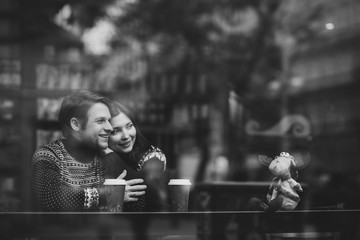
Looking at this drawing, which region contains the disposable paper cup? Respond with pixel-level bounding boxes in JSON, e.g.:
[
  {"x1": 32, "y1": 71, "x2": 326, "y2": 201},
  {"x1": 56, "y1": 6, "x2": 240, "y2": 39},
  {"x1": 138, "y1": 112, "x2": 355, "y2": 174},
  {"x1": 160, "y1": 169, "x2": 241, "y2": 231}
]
[
  {"x1": 103, "y1": 179, "x2": 127, "y2": 212},
  {"x1": 168, "y1": 179, "x2": 191, "y2": 212}
]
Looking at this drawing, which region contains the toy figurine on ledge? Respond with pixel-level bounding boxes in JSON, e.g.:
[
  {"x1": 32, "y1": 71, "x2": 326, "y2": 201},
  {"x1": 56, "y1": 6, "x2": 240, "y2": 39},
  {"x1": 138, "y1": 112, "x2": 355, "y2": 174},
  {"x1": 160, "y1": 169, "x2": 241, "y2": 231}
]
[{"x1": 249, "y1": 152, "x2": 311, "y2": 212}]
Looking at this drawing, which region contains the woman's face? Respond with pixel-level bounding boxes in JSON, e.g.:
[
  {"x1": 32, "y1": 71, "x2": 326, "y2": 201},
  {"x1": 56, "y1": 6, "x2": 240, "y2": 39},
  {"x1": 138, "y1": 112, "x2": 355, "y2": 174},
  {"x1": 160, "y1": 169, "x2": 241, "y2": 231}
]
[{"x1": 109, "y1": 112, "x2": 137, "y2": 153}]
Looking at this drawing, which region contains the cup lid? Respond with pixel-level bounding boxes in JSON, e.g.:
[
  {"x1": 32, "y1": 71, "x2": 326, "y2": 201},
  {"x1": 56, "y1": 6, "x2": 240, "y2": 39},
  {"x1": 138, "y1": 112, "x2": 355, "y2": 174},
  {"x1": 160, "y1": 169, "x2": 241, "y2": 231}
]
[
  {"x1": 104, "y1": 179, "x2": 127, "y2": 185},
  {"x1": 168, "y1": 179, "x2": 191, "y2": 185}
]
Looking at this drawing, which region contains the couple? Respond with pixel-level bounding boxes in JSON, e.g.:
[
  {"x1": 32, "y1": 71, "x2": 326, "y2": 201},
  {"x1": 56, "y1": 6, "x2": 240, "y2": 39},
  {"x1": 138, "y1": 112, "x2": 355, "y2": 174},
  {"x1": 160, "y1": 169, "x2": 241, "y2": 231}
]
[{"x1": 31, "y1": 90, "x2": 167, "y2": 212}]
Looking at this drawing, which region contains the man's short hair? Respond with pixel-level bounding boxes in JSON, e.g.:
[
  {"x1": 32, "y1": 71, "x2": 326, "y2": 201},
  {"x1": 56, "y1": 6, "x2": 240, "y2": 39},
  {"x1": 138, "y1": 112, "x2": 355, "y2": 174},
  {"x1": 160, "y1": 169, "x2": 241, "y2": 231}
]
[{"x1": 58, "y1": 90, "x2": 111, "y2": 137}]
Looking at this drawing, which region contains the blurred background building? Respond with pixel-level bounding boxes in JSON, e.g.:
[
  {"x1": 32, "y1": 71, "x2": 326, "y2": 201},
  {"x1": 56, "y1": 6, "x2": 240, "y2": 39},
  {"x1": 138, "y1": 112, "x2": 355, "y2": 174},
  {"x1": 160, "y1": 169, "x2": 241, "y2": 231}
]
[{"x1": 0, "y1": 0, "x2": 360, "y2": 211}]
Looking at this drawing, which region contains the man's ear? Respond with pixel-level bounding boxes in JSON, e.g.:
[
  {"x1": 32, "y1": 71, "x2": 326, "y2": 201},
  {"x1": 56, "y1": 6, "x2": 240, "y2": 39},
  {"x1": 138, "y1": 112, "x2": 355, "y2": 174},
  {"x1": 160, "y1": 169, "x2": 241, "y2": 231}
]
[{"x1": 70, "y1": 118, "x2": 81, "y2": 131}]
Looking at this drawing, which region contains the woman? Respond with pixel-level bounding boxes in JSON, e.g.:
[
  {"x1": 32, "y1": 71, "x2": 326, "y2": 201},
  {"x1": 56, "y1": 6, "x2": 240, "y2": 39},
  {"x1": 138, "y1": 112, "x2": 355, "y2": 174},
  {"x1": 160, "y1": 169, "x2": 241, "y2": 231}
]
[{"x1": 104, "y1": 102, "x2": 167, "y2": 212}]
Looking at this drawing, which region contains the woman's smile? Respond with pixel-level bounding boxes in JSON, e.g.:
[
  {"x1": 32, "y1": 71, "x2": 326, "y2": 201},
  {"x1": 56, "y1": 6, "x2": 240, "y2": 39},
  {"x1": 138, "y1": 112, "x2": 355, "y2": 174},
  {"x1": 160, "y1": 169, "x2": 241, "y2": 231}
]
[{"x1": 120, "y1": 141, "x2": 131, "y2": 147}]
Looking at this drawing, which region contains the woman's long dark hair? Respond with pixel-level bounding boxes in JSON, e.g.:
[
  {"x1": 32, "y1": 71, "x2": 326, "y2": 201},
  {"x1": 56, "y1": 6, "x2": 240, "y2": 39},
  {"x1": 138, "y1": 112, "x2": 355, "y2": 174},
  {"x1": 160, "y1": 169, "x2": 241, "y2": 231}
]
[{"x1": 109, "y1": 102, "x2": 151, "y2": 166}]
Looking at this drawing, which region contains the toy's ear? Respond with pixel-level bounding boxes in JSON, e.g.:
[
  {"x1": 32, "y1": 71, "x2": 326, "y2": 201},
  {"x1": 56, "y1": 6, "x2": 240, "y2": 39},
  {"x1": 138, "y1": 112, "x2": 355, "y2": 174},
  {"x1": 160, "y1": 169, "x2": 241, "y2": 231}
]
[
  {"x1": 293, "y1": 151, "x2": 311, "y2": 170},
  {"x1": 259, "y1": 155, "x2": 273, "y2": 166}
]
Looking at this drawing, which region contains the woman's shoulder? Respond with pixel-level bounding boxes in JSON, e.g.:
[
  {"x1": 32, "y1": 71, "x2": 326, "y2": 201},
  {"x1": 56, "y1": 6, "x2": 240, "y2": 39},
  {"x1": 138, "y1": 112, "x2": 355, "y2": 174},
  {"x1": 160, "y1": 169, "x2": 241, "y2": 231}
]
[
  {"x1": 137, "y1": 145, "x2": 166, "y2": 171},
  {"x1": 145, "y1": 145, "x2": 166, "y2": 162}
]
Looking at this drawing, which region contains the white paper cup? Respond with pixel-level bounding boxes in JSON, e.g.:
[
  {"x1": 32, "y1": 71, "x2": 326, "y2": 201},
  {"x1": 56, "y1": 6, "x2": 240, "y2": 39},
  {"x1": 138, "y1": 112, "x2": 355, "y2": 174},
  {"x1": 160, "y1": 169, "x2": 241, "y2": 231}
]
[
  {"x1": 168, "y1": 179, "x2": 191, "y2": 212},
  {"x1": 103, "y1": 179, "x2": 126, "y2": 212}
]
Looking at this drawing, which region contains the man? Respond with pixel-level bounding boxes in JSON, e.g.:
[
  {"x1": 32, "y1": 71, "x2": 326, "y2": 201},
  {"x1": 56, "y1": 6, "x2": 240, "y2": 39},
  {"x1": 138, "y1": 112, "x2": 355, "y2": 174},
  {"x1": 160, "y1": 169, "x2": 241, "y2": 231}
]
[{"x1": 31, "y1": 90, "x2": 146, "y2": 211}]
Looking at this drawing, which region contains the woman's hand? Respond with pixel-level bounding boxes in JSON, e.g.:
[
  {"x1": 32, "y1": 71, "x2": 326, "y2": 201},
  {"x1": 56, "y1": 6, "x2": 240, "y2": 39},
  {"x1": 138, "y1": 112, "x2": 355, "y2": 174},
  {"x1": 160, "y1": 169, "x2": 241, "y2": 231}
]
[
  {"x1": 124, "y1": 179, "x2": 147, "y2": 202},
  {"x1": 117, "y1": 170, "x2": 147, "y2": 202}
]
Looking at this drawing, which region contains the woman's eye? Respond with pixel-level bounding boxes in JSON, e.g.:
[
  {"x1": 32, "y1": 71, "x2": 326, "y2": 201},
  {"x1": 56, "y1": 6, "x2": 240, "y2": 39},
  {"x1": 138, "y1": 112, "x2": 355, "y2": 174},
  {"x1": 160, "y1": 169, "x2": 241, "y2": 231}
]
[{"x1": 111, "y1": 129, "x2": 120, "y2": 135}]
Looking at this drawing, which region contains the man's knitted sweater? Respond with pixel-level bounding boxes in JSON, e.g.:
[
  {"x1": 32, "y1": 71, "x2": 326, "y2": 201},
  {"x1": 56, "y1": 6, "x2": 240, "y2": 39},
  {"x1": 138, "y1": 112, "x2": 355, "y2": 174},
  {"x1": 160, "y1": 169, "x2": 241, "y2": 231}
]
[{"x1": 31, "y1": 139, "x2": 106, "y2": 211}]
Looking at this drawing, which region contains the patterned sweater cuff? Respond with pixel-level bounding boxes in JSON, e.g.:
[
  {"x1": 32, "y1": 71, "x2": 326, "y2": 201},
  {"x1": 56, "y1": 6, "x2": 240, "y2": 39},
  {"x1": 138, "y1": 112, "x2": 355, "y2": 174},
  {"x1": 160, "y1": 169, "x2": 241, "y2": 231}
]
[{"x1": 84, "y1": 188, "x2": 99, "y2": 209}]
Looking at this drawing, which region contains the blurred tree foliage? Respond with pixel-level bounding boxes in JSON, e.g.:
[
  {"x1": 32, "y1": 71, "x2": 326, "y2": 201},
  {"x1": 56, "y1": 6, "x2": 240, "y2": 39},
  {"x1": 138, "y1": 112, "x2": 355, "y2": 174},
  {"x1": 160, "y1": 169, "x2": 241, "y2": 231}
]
[
  {"x1": 72, "y1": 0, "x2": 326, "y2": 98},
  {"x1": 99, "y1": 0, "x2": 283, "y2": 96},
  {"x1": 28, "y1": 0, "x2": 326, "y2": 98},
  {"x1": 19, "y1": 0, "x2": 114, "y2": 39}
]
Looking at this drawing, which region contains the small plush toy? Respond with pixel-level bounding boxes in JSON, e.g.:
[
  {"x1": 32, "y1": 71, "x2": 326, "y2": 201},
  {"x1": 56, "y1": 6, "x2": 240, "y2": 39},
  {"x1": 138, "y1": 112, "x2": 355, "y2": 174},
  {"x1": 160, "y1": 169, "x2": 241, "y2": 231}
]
[{"x1": 258, "y1": 152, "x2": 311, "y2": 212}]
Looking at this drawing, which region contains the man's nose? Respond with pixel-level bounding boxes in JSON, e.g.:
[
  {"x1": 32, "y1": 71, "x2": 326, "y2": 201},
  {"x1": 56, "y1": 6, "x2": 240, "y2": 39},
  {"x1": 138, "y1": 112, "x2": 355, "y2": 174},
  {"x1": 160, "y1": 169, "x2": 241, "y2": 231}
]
[{"x1": 105, "y1": 121, "x2": 113, "y2": 132}]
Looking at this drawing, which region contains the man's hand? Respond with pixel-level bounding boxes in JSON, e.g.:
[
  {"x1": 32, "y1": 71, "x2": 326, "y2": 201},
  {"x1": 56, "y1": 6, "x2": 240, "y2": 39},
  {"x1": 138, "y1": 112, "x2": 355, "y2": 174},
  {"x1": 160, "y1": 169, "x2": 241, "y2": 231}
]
[{"x1": 117, "y1": 170, "x2": 147, "y2": 202}]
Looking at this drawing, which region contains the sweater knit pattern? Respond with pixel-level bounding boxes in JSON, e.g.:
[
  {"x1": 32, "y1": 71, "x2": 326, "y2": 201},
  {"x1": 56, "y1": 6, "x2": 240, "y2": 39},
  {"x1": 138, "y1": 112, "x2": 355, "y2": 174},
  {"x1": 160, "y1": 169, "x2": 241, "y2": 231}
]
[{"x1": 32, "y1": 139, "x2": 104, "y2": 211}]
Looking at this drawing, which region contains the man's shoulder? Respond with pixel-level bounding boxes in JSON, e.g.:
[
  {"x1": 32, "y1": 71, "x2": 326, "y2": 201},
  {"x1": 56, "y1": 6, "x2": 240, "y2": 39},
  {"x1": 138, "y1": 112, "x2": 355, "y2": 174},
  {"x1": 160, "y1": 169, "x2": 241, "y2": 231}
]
[
  {"x1": 35, "y1": 139, "x2": 63, "y2": 152},
  {"x1": 33, "y1": 139, "x2": 65, "y2": 162}
]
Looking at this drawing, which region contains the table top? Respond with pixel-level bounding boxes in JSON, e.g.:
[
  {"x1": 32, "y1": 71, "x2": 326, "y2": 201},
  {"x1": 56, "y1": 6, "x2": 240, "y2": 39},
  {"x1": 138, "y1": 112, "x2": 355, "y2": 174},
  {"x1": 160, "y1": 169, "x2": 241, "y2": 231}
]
[{"x1": 1, "y1": 210, "x2": 360, "y2": 236}]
